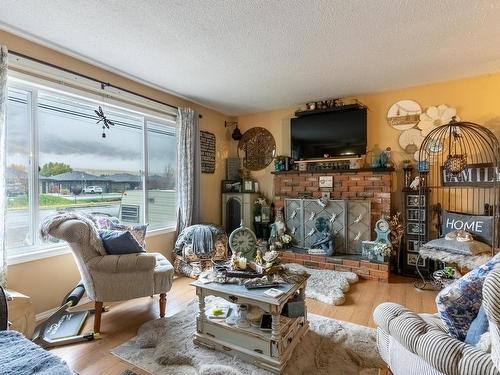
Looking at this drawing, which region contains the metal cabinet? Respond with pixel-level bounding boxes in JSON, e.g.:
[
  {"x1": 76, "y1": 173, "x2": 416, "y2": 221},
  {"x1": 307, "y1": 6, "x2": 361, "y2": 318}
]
[{"x1": 222, "y1": 193, "x2": 260, "y2": 235}]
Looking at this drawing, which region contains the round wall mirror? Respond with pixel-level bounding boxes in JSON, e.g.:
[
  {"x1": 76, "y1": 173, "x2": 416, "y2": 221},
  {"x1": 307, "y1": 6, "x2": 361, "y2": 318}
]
[{"x1": 237, "y1": 127, "x2": 276, "y2": 171}]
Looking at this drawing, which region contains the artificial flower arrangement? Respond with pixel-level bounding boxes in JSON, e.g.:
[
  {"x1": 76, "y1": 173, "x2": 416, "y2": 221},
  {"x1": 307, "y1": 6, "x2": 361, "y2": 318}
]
[
  {"x1": 271, "y1": 233, "x2": 292, "y2": 250},
  {"x1": 372, "y1": 242, "x2": 392, "y2": 258},
  {"x1": 388, "y1": 212, "x2": 404, "y2": 254}
]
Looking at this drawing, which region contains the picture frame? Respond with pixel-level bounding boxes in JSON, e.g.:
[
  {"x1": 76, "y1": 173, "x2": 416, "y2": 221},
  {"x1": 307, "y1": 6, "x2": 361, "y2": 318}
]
[
  {"x1": 407, "y1": 253, "x2": 425, "y2": 267},
  {"x1": 407, "y1": 208, "x2": 425, "y2": 221},
  {"x1": 407, "y1": 194, "x2": 425, "y2": 207},
  {"x1": 407, "y1": 222, "x2": 425, "y2": 235},
  {"x1": 242, "y1": 179, "x2": 255, "y2": 192},
  {"x1": 222, "y1": 180, "x2": 241, "y2": 193},
  {"x1": 361, "y1": 240, "x2": 378, "y2": 259},
  {"x1": 261, "y1": 206, "x2": 271, "y2": 223},
  {"x1": 407, "y1": 239, "x2": 422, "y2": 253}
]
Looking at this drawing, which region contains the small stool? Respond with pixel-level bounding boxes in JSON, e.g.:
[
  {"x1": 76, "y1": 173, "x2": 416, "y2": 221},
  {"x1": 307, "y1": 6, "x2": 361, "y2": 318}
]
[{"x1": 6, "y1": 290, "x2": 36, "y2": 337}]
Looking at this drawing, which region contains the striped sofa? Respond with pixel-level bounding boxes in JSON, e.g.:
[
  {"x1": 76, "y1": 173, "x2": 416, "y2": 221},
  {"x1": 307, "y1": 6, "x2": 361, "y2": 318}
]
[{"x1": 373, "y1": 269, "x2": 500, "y2": 375}]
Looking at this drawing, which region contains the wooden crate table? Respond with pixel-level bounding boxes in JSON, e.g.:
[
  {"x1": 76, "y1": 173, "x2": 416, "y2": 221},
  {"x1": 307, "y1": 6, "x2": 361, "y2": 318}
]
[{"x1": 191, "y1": 279, "x2": 308, "y2": 374}]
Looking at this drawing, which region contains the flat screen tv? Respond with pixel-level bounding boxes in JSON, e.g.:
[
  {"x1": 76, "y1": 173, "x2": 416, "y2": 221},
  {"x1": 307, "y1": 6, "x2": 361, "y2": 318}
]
[{"x1": 291, "y1": 108, "x2": 367, "y2": 160}]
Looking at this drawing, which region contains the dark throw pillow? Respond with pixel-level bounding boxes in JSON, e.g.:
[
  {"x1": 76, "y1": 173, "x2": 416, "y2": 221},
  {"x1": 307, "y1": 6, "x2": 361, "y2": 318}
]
[
  {"x1": 109, "y1": 222, "x2": 148, "y2": 247},
  {"x1": 98, "y1": 229, "x2": 145, "y2": 255}
]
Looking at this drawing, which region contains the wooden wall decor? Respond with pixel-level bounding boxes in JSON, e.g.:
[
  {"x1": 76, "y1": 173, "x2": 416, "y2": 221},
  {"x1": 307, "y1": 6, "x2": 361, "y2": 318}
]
[{"x1": 200, "y1": 131, "x2": 216, "y2": 173}]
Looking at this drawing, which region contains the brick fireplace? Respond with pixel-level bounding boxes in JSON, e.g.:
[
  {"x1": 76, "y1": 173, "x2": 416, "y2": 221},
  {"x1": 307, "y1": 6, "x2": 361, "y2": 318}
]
[{"x1": 272, "y1": 168, "x2": 394, "y2": 281}]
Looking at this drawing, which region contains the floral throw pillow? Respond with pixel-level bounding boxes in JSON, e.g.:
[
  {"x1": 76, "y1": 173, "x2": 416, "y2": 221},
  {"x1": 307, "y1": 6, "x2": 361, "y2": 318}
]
[
  {"x1": 436, "y1": 253, "x2": 500, "y2": 340},
  {"x1": 94, "y1": 216, "x2": 120, "y2": 230},
  {"x1": 109, "y1": 222, "x2": 148, "y2": 247}
]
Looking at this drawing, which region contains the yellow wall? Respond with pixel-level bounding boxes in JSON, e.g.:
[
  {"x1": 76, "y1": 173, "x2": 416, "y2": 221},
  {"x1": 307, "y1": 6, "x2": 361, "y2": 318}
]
[
  {"x1": 1, "y1": 30, "x2": 232, "y2": 313},
  {"x1": 237, "y1": 72, "x2": 500, "y2": 211}
]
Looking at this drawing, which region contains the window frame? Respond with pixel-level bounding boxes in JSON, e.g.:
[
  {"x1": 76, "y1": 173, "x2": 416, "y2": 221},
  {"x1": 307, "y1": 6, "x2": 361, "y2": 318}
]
[{"x1": 6, "y1": 74, "x2": 178, "y2": 265}]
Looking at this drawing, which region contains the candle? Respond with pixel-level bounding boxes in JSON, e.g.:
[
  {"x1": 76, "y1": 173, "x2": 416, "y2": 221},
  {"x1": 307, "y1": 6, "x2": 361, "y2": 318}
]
[{"x1": 238, "y1": 257, "x2": 247, "y2": 269}]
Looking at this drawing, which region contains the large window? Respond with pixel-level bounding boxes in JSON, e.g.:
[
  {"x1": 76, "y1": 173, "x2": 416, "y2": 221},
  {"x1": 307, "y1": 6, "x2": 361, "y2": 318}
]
[{"x1": 5, "y1": 80, "x2": 177, "y2": 257}]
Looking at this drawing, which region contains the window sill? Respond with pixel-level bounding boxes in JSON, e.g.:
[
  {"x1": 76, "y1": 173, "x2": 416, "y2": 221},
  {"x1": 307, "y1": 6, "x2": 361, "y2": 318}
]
[
  {"x1": 7, "y1": 225, "x2": 177, "y2": 266},
  {"x1": 7, "y1": 245, "x2": 72, "y2": 266}
]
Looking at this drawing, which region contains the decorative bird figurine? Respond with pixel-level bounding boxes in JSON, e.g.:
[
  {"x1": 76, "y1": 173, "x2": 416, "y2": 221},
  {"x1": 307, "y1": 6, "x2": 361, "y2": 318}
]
[
  {"x1": 317, "y1": 197, "x2": 328, "y2": 207},
  {"x1": 306, "y1": 228, "x2": 316, "y2": 238},
  {"x1": 352, "y1": 214, "x2": 363, "y2": 224},
  {"x1": 410, "y1": 176, "x2": 421, "y2": 190}
]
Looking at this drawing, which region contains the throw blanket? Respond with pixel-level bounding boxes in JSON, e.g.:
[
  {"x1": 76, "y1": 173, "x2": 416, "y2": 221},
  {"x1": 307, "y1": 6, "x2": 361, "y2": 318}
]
[
  {"x1": 40, "y1": 212, "x2": 106, "y2": 256},
  {"x1": 0, "y1": 331, "x2": 73, "y2": 375},
  {"x1": 175, "y1": 224, "x2": 224, "y2": 256}
]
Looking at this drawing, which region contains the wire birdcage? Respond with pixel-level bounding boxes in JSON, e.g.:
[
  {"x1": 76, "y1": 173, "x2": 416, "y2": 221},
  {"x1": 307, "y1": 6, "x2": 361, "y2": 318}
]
[
  {"x1": 414, "y1": 119, "x2": 500, "y2": 288},
  {"x1": 415, "y1": 117, "x2": 500, "y2": 289}
]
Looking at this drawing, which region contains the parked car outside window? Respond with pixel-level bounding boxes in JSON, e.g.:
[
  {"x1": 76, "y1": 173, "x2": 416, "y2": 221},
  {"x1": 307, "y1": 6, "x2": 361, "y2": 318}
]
[{"x1": 83, "y1": 186, "x2": 103, "y2": 194}]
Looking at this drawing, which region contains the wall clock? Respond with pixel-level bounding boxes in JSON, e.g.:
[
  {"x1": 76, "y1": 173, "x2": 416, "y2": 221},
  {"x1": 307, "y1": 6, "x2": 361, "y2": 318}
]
[
  {"x1": 229, "y1": 222, "x2": 258, "y2": 262},
  {"x1": 374, "y1": 218, "x2": 391, "y2": 244}
]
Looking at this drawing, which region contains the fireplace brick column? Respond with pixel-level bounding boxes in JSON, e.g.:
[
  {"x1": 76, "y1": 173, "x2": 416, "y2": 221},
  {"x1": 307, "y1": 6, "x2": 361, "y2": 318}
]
[{"x1": 272, "y1": 168, "x2": 394, "y2": 281}]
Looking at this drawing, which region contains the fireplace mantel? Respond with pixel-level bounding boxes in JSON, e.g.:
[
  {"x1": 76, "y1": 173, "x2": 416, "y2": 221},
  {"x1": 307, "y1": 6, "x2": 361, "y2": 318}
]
[{"x1": 271, "y1": 167, "x2": 394, "y2": 175}]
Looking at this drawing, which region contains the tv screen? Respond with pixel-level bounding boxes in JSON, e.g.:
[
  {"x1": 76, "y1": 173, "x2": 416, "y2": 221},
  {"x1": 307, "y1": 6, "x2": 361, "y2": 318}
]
[{"x1": 291, "y1": 108, "x2": 367, "y2": 159}]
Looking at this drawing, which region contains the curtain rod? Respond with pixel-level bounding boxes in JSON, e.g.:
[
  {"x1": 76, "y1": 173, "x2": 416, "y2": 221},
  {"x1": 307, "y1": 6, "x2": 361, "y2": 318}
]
[{"x1": 8, "y1": 50, "x2": 202, "y2": 118}]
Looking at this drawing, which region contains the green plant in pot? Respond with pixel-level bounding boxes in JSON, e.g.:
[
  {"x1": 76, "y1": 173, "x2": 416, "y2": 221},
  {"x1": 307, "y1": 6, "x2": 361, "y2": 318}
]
[{"x1": 441, "y1": 266, "x2": 456, "y2": 279}]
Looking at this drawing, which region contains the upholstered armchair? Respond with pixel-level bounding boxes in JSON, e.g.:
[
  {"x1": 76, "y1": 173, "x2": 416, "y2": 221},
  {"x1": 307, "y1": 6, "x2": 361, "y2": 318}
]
[
  {"x1": 48, "y1": 219, "x2": 174, "y2": 333},
  {"x1": 373, "y1": 269, "x2": 500, "y2": 375}
]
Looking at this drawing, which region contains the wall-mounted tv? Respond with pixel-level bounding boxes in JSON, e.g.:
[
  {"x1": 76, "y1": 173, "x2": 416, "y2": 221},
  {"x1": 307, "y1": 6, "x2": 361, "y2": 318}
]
[{"x1": 291, "y1": 107, "x2": 367, "y2": 160}]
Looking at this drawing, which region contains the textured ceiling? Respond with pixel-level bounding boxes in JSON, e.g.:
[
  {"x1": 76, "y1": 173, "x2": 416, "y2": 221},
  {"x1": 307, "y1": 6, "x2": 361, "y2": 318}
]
[{"x1": 1, "y1": 0, "x2": 500, "y2": 115}]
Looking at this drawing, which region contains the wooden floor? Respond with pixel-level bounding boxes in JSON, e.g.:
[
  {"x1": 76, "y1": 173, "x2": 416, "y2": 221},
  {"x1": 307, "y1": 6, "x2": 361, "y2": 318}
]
[{"x1": 51, "y1": 275, "x2": 438, "y2": 375}]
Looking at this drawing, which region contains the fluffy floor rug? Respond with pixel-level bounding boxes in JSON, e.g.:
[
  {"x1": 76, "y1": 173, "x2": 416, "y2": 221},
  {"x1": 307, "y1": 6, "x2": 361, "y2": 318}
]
[
  {"x1": 111, "y1": 297, "x2": 383, "y2": 375},
  {"x1": 285, "y1": 263, "x2": 359, "y2": 305}
]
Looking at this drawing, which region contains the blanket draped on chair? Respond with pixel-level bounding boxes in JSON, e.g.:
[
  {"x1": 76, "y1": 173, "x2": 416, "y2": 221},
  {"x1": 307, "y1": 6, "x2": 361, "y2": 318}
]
[
  {"x1": 40, "y1": 212, "x2": 106, "y2": 256},
  {"x1": 175, "y1": 224, "x2": 226, "y2": 256}
]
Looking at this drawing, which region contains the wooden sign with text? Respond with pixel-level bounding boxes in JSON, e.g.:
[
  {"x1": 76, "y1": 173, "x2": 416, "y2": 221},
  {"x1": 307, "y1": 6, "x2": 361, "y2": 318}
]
[{"x1": 441, "y1": 163, "x2": 499, "y2": 187}]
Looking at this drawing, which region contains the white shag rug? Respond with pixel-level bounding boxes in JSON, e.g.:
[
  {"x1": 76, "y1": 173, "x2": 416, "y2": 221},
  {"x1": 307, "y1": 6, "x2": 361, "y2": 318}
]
[
  {"x1": 285, "y1": 263, "x2": 359, "y2": 305},
  {"x1": 111, "y1": 297, "x2": 383, "y2": 375}
]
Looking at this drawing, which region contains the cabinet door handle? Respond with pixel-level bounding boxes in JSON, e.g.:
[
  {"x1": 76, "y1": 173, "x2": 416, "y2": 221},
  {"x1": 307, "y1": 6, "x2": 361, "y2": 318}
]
[{"x1": 229, "y1": 295, "x2": 238, "y2": 303}]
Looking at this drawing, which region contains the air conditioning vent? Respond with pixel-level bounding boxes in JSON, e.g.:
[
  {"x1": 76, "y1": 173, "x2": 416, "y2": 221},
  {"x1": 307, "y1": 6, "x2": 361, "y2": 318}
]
[{"x1": 121, "y1": 204, "x2": 140, "y2": 223}]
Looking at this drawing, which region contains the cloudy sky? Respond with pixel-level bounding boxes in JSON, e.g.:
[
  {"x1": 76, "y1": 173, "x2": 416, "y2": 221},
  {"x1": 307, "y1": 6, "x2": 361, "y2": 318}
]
[{"x1": 7, "y1": 89, "x2": 176, "y2": 176}]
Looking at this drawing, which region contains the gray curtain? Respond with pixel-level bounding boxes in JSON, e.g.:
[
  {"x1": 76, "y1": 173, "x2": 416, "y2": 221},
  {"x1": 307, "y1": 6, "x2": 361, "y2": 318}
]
[
  {"x1": 176, "y1": 107, "x2": 201, "y2": 232},
  {"x1": 0, "y1": 46, "x2": 8, "y2": 287}
]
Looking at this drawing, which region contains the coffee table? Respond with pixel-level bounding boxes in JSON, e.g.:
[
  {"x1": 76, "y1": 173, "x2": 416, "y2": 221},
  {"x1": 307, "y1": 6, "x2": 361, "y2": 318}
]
[{"x1": 191, "y1": 278, "x2": 308, "y2": 374}]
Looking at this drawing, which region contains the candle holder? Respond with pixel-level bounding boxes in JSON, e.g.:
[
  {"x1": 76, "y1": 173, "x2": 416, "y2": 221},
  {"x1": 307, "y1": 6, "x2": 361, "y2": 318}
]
[{"x1": 403, "y1": 166, "x2": 414, "y2": 188}]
